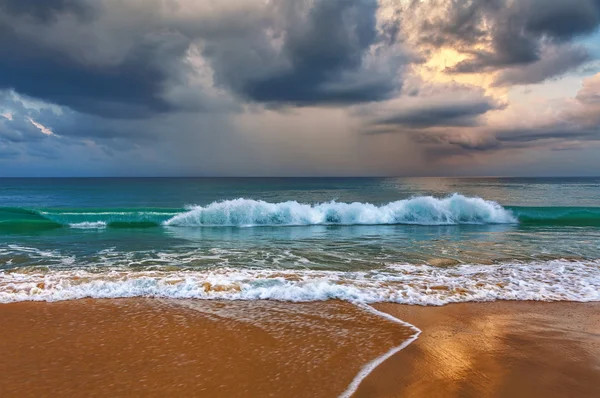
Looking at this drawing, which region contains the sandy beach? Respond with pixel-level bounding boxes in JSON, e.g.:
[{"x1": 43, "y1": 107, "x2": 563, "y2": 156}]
[
  {"x1": 358, "y1": 301, "x2": 600, "y2": 398},
  {"x1": 0, "y1": 299, "x2": 413, "y2": 398},
  {"x1": 1, "y1": 299, "x2": 599, "y2": 397}
]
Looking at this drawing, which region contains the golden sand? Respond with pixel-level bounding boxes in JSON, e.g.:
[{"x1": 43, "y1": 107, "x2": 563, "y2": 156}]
[
  {"x1": 1, "y1": 300, "x2": 599, "y2": 397},
  {"x1": 0, "y1": 299, "x2": 413, "y2": 398},
  {"x1": 355, "y1": 301, "x2": 600, "y2": 398}
]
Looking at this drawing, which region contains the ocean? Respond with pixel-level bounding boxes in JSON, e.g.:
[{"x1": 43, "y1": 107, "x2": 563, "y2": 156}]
[{"x1": 1, "y1": 177, "x2": 600, "y2": 305}]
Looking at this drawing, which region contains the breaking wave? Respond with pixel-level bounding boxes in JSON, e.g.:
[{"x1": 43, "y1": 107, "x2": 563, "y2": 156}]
[
  {"x1": 5, "y1": 195, "x2": 600, "y2": 232},
  {"x1": 165, "y1": 194, "x2": 516, "y2": 226}
]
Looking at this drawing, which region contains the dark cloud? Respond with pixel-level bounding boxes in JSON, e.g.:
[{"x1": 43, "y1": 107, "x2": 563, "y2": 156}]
[
  {"x1": 523, "y1": 0, "x2": 600, "y2": 40},
  {"x1": 0, "y1": 90, "x2": 148, "y2": 162},
  {"x1": 0, "y1": 88, "x2": 251, "y2": 174},
  {"x1": 416, "y1": 0, "x2": 499, "y2": 48},
  {"x1": 448, "y1": 28, "x2": 540, "y2": 73},
  {"x1": 244, "y1": 0, "x2": 390, "y2": 104},
  {"x1": 412, "y1": 131, "x2": 501, "y2": 151},
  {"x1": 368, "y1": 96, "x2": 500, "y2": 131},
  {"x1": 0, "y1": 93, "x2": 51, "y2": 144},
  {"x1": 412, "y1": 125, "x2": 598, "y2": 161},
  {"x1": 0, "y1": 3, "x2": 193, "y2": 118},
  {"x1": 495, "y1": 126, "x2": 600, "y2": 143},
  {"x1": 0, "y1": 0, "x2": 406, "y2": 120},
  {"x1": 493, "y1": 45, "x2": 590, "y2": 86},
  {"x1": 0, "y1": 116, "x2": 49, "y2": 143},
  {"x1": 0, "y1": 0, "x2": 91, "y2": 23},
  {"x1": 206, "y1": 0, "x2": 402, "y2": 106},
  {"x1": 0, "y1": 96, "x2": 59, "y2": 162},
  {"x1": 416, "y1": 122, "x2": 600, "y2": 157}
]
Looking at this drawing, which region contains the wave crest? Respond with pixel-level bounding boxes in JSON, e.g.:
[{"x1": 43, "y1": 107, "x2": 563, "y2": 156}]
[{"x1": 164, "y1": 194, "x2": 516, "y2": 227}]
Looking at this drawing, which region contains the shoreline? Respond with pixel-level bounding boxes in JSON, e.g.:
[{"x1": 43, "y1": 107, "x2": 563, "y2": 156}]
[
  {"x1": 1, "y1": 299, "x2": 599, "y2": 397},
  {"x1": 339, "y1": 304, "x2": 421, "y2": 398}
]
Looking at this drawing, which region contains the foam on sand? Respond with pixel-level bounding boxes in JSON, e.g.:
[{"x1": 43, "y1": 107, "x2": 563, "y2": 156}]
[{"x1": 2, "y1": 259, "x2": 598, "y2": 304}]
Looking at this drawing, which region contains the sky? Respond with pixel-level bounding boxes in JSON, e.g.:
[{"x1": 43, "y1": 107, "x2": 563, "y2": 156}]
[{"x1": 1, "y1": 0, "x2": 600, "y2": 177}]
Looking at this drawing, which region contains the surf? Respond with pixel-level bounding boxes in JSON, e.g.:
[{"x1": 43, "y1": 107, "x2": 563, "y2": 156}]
[
  {"x1": 165, "y1": 194, "x2": 516, "y2": 226},
  {"x1": 4, "y1": 194, "x2": 600, "y2": 232},
  {"x1": 2, "y1": 259, "x2": 599, "y2": 304}
]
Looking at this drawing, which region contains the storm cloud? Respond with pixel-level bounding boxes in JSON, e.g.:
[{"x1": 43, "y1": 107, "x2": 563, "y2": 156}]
[
  {"x1": 230, "y1": 0, "x2": 401, "y2": 105},
  {"x1": 0, "y1": 0, "x2": 405, "y2": 119},
  {"x1": 370, "y1": 97, "x2": 500, "y2": 130},
  {"x1": 0, "y1": 1, "x2": 204, "y2": 118},
  {"x1": 1, "y1": 0, "x2": 600, "y2": 177},
  {"x1": 493, "y1": 45, "x2": 590, "y2": 86}
]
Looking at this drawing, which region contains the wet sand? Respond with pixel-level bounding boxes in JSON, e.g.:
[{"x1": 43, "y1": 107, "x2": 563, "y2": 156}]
[
  {"x1": 0, "y1": 299, "x2": 414, "y2": 398},
  {"x1": 356, "y1": 301, "x2": 600, "y2": 398},
  {"x1": 1, "y1": 300, "x2": 599, "y2": 397}
]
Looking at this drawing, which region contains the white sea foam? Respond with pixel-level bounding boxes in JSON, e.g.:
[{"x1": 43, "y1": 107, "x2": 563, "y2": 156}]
[
  {"x1": 69, "y1": 222, "x2": 107, "y2": 229},
  {"x1": 164, "y1": 194, "x2": 516, "y2": 227},
  {"x1": 1, "y1": 260, "x2": 598, "y2": 304},
  {"x1": 40, "y1": 211, "x2": 176, "y2": 216},
  {"x1": 7, "y1": 244, "x2": 60, "y2": 258}
]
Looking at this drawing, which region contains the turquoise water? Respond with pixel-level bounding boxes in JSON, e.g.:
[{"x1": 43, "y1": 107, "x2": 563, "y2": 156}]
[{"x1": 1, "y1": 177, "x2": 600, "y2": 304}]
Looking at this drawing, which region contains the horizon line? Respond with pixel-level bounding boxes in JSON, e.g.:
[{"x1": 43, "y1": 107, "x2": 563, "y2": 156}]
[{"x1": 1, "y1": 175, "x2": 599, "y2": 179}]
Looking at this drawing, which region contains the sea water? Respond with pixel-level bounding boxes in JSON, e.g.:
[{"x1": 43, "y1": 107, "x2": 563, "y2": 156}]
[{"x1": 1, "y1": 177, "x2": 600, "y2": 304}]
